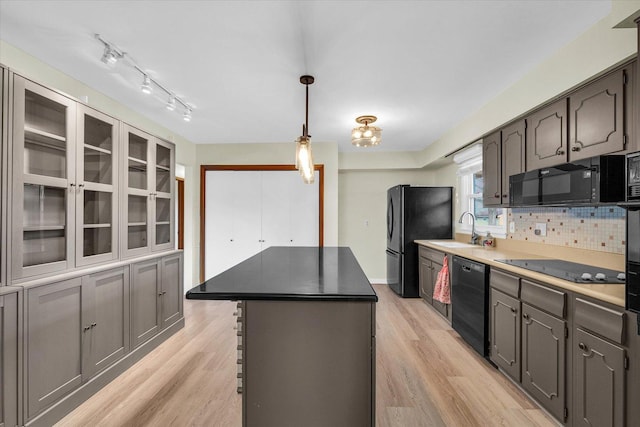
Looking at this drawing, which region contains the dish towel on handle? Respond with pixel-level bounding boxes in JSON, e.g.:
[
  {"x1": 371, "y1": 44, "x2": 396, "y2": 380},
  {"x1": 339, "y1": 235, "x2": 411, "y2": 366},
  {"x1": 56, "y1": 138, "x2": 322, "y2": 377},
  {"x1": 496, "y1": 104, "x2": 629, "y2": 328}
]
[{"x1": 432, "y1": 254, "x2": 451, "y2": 304}]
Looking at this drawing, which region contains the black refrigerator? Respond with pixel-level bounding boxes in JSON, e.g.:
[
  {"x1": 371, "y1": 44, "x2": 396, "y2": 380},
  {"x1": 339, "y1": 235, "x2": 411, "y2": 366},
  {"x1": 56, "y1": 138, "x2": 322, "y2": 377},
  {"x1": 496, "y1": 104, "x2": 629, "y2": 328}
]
[{"x1": 386, "y1": 185, "x2": 453, "y2": 297}]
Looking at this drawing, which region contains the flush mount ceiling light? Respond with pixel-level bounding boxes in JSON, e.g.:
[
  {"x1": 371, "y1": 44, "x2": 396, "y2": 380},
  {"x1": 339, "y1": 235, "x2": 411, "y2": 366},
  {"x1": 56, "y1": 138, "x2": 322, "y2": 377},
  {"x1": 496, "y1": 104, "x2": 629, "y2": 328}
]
[
  {"x1": 94, "y1": 34, "x2": 194, "y2": 122},
  {"x1": 295, "y1": 75, "x2": 315, "y2": 184},
  {"x1": 351, "y1": 115, "x2": 382, "y2": 147}
]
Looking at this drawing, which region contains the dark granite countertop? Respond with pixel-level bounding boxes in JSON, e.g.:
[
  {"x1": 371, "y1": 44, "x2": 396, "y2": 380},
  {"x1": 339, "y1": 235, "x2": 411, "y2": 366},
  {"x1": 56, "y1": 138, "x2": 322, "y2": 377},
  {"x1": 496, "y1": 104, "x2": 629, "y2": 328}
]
[{"x1": 186, "y1": 247, "x2": 378, "y2": 302}]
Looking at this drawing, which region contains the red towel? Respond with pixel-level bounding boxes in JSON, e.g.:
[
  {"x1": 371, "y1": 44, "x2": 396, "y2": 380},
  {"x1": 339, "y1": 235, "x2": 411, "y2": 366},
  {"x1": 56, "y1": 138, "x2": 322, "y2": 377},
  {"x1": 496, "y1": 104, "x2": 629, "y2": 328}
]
[{"x1": 433, "y1": 255, "x2": 451, "y2": 304}]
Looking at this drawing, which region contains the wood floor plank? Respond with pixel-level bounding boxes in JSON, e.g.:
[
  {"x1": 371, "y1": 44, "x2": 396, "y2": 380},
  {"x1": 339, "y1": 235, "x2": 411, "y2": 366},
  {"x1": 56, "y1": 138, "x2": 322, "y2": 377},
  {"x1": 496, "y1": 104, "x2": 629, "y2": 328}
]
[{"x1": 57, "y1": 284, "x2": 556, "y2": 427}]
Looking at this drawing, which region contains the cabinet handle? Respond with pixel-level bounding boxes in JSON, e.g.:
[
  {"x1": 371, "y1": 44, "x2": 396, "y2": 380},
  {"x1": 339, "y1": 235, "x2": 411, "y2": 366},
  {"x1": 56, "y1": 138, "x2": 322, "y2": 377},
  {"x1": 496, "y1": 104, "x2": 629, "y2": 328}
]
[
  {"x1": 494, "y1": 193, "x2": 500, "y2": 198},
  {"x1": 571, "y1": 146, "x2": 580, "y2": 152},
  {"x1": 163, "y1": 291, "x2": 167, "y2": 295},
  {"x1": 78, "y1": 183, "x2": 85, "y2": 188},
  {"x1": 557, "y1": 150, "x2": 565, "y2": 155},
  {"x1": 578, "y1": 342, "x2": 587, "y2": 351},
  {"x1": 91, "y1": 322, "x2": 97, "y2": 328},
  {"x1": 230, "y1": 239, "x2": 234, "y2": 242},
  {"x1": 523, "y1": 313, "x2": 530, "y2": 320},
  {"x1": 510, "y1": 307, "x2": 517, "y2": 313},
  {"x1": 83, "y1": 325, "x2": 91, "y2": 332},
  {"x1": 158, "y1": 292, "x2": 163, "y2": 296}
]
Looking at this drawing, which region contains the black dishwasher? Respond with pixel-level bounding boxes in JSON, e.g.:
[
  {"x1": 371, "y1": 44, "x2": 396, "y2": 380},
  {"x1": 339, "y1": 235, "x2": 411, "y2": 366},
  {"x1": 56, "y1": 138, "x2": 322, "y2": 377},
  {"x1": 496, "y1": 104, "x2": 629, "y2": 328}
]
[{"x1": 451, "y1": 256, "x2": 490, "y2": 357}]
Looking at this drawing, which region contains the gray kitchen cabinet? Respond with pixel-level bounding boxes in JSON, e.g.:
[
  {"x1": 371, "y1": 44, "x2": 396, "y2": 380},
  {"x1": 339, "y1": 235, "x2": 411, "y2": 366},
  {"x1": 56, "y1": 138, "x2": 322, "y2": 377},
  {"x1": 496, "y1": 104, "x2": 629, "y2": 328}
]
[
  {"x1": 81, "y1": 267, "x2": 130, "y2": 378},
  {"x1": 418, "y1": 247, "x2": 450, "y2": 321},
  {"x1": 500, "y1": 120, "x2": 526, "y2": 203},
  {"x1": 121, "y1": 125, "x2": 175, "y2": 259},
  {"x1": 26, "y1": 267, "x2": 130, "y2": 420},
  {"x1": 160, "y1": 253, "x2": 183, "y2": 329},
  {"x1": 11, "y1": 77, "x2": 121, "y2": 279},
  {"x1": 521, "y1": 302, "x2": 567, "y2": 422},
  {"x1": 1, "y1": 288, "x2": 20, "y2": 427},
  {"x1": 526, "y1": 98, "x2": 568, "y2": 170},
  {"x1": 573, "y1": 297, "x2": 626, "y2": 427},
  {"x1": 131, "y1": 253, "x2": 183, "y2": 348},
  {"x1": 574, "y1": 328, "x2": 625, "y2": 427},
  {"x1": 11, "y1": 75, "x2": 77, "y2": 279},
  {"x1": 482, "y1": 131, "x2": 501, "y2": 206},
  {"x1": 1, "y1": 65, "x2": 6, "y2": 288},
  {"x1": 26, "y1": 278, "x2": 84, "y2": 418},
  {"x1": 482, "y1": 120, "x2": 525, "y2": 207},
  {"x1": 568, "y1": 69, "x2": 626, "y2": 160},
  {"x1": 490, "y1": 288, "x2": 521, "y2": 382}
]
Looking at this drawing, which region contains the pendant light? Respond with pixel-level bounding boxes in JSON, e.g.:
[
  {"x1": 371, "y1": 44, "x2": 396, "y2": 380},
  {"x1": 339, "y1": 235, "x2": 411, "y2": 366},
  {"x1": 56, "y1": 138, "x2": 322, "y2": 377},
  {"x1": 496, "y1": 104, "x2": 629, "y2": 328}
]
[
  {"x1": 295, "y1": 75, "x2": 315, "y2": 184},
  {"x1": 351, "y1": 115, "x2": 382, "y2": 147}
]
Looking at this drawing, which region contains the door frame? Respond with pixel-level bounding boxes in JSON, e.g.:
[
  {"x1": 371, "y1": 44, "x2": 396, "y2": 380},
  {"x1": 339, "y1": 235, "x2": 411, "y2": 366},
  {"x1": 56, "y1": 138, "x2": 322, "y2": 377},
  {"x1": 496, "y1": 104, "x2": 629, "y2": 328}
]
[
  {"x1": 176, "y1": 177, "x2": 185, "y2": 250},
  {"x1": 199, "y1": 164, "x2": 324, "y2": 282}
]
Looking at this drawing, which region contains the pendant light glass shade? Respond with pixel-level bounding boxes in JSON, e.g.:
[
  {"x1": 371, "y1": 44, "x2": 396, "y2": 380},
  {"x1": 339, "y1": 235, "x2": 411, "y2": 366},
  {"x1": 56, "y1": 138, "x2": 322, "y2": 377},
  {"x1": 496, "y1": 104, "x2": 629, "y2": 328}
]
[
  {"x1": 351, "y1": 115, "x2": 382, "y2": 147},
  {"x1": 295, "y1": 136, "x2": 315, "y2": 184}
]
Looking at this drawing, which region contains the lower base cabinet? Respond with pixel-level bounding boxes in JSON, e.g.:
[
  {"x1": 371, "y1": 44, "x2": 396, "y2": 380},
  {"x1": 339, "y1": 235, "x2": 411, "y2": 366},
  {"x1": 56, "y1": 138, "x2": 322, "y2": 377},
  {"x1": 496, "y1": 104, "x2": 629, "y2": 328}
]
[
  {"x1": 20, "y1": 251, "x2": 183, "y2": 426},
  {"x1": 1, "y1": 288, "x2": 21, "y2": 427},
  {"x1": 131, "y1": 253, "x2": 183, "y2": 348},
  {"x1": 521, "y1": 303, "x2": 566, "y2": 422},
  {"x1": 418, "y1": 247, "x2": 451, "y2": 322},
  {"x1": 26, "y1": 267, "x2": 129, "y2": 420},
  {"x1": 490, "y1": 288, "x2": 521, "y2": 382}
]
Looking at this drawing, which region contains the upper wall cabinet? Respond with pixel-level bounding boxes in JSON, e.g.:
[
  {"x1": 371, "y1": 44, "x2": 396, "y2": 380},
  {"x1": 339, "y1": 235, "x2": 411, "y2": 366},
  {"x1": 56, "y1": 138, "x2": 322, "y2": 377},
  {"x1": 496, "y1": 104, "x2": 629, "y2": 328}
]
[
  {"x1": 482, "y1": 131, "x2": 501, "y2": 206},
  {"x1": 121, "y1": 124, "x2": 175, "y2": 259},
  {"x1": 11, "y1": 76, "x2": 77, "y2": 279},
  {"x1": 526, "y1": 99, "x2": 568, "y2": 171},
  {"x1": 11, "y1": 77, "x2": 120, "y2": 279},
  {"x1": 569, "y1": 69, "x2": 625, "y2": 160},
  {"x1": 482, "y1": 120, "x2": 525, "y2": 207}
]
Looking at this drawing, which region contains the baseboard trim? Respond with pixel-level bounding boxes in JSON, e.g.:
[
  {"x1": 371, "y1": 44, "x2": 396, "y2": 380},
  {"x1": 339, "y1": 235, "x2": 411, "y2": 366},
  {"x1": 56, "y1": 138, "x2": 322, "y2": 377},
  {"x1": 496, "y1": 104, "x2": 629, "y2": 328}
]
[{"x1": 25, "y1": 318, "x2": 185, "y2": 427}]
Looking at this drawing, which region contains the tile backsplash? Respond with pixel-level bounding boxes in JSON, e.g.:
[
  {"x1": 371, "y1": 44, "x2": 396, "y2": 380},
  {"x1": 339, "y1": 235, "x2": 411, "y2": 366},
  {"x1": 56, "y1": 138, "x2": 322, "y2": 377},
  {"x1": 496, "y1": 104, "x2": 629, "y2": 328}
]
[{"x1": 507, "y1": 206, "x2": 626, "y2": 254}]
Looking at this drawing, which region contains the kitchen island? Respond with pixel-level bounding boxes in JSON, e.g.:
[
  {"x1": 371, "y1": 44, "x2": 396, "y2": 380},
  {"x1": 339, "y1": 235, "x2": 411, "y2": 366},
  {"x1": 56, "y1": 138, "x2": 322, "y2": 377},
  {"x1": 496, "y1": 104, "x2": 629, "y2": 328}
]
[{"x1": 186, "y1": 246, "x2": 377, "y2": 427}]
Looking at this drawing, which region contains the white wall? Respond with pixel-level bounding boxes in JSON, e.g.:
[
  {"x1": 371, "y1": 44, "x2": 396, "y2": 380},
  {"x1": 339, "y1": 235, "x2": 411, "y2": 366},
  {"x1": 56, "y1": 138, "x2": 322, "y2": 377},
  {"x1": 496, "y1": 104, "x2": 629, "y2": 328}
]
[{"x1": 338, "y1": 169, "x2": 438, "y2": 281}]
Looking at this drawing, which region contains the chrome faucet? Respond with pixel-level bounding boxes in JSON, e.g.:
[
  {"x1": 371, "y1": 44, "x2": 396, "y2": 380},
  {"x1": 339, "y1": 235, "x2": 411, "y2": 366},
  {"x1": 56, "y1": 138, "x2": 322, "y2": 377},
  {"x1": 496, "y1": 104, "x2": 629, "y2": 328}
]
[{"x1": 458, "y1": 211, "x2": 479, "y2": 245}]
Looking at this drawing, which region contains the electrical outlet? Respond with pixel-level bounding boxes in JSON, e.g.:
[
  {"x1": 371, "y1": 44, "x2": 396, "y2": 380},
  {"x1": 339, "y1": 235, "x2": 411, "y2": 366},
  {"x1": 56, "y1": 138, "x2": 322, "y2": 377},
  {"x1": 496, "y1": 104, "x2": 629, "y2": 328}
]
[
  {"x1": 509, "y1": 221, "x2": 515, "y2": 233},
  {"x1": 534, "y1": 222, "x2": 547, "y2": 237}
]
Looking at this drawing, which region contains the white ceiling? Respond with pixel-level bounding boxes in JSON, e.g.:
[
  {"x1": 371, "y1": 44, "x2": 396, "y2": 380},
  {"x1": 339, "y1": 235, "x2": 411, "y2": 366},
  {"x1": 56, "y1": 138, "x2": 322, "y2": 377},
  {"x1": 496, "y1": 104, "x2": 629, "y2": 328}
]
[{"x1": 0, "y1": 1, "x2": 611, "y2": 152}]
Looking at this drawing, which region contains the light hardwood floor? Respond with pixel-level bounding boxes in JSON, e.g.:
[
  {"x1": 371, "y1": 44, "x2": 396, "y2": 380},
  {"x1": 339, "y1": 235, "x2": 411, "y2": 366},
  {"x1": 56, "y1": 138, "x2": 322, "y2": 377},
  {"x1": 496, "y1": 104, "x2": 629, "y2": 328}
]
[{"x1": 57, "y1": 284, "x2": 556, "y2": 426}]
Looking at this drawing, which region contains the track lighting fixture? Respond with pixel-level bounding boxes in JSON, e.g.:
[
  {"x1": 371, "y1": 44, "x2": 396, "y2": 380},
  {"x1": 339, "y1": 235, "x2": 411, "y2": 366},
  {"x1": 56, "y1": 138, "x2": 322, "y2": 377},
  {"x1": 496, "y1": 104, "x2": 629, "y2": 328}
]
[
  {"x1": 166, "y1": 95, "x2": 176, "y2": 111},
  {"x1": 94, "y1": 34, "x2": 194, "y2": 122},
  {"x1": 141, "y1": 75, "x2": 152, "y2": 94}
]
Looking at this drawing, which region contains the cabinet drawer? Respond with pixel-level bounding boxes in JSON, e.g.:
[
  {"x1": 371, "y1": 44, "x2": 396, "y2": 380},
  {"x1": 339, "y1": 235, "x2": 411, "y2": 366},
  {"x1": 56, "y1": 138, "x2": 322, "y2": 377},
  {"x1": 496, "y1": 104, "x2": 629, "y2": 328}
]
[
  {"x1": 418, "y1": 246, "x2": 445, "y2": 262},
  {"x1": 574, "y1": 298, "x2": 625, "y2": 344},
  {"x1": 490, "y1": 269, "x2": 520, "y2": 298},
  {"x1": 521, "y1": 280, "x2": 566, "y2": 318}
]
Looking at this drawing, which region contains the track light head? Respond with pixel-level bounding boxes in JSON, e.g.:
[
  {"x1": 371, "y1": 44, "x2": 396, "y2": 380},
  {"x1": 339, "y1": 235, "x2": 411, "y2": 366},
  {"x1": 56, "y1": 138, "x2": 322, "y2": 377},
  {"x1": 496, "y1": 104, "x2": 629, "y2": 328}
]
[
  {"x1": 183, "y1": 107, "x2": 192, "y2": 122},
  {"x1": 141, "y1": 75, "x2": 152, "y2": 94},
  {"x1": 101, "y1": 45, "x2": 120, "y2": 66},
  {"x1": 166, "y1": 96, "x2": 176, "y2": 111}
]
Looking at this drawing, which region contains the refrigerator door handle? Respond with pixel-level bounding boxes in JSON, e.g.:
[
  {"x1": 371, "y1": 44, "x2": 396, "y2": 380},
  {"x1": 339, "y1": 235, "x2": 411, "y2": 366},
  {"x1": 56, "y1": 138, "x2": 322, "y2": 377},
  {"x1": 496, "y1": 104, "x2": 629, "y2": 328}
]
[{"x1": 387, "y1": 198, "x2": 394, "y2": 239}]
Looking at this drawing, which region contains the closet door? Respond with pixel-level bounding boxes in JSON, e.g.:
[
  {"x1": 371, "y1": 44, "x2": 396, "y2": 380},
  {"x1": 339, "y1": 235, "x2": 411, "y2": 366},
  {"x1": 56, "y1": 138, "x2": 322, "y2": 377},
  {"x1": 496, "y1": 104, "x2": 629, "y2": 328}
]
[
  {"x1": 261, "y1": 171, "x2": 293, "y2": 248},
  {"x1": 205, "y1": 170, "x2": 236, "y2": 280},
  {"x1": 232, "y1": 171, "x2": 262, "y2": 264}
]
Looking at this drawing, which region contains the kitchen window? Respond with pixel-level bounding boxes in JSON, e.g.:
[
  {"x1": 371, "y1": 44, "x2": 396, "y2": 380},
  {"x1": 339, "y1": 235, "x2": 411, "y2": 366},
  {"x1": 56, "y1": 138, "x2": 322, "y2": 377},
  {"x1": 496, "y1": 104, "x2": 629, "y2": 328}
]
[{"x1": 455, "y1": 144, "x2": 506, "y2": 238}]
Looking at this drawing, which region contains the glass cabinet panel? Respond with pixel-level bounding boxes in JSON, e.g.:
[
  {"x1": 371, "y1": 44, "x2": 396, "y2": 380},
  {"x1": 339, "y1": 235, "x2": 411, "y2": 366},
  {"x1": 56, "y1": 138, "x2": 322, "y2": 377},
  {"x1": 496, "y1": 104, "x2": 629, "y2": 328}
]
[
  {"x1": 24, "y1": 90, "x2": 67, "y2": 178},
  {"x1": 13, "y1": 76, "x2": 75, "y2": 278},
  {"x1": 156, "y1": 144, "x2": 171, "y2": 194},
  {"x1": 128, "y1": 133, "x2": 147, "y2": 190},
  {"x1": 22, "y1": 184, "x2": 67, "y2": 266},
  {"x1": 76, "y1": 106, "x2": 118, "y2": 266},
  {"x1": 155, "y1": 197, "x2": 171, "y2": 245}
]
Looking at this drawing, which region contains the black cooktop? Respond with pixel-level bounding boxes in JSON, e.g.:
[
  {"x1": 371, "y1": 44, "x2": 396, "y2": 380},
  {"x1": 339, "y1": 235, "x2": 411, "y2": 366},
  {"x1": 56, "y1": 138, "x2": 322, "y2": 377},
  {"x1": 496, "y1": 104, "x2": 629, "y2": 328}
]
[{"x1": 496, "y1": 259, "x2": 625, "y2": 284}]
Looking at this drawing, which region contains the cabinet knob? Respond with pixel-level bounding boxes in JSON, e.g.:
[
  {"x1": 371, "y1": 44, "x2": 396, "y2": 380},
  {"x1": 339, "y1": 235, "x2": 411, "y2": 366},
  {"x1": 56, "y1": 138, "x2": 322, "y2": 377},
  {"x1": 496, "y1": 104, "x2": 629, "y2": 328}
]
[
  {"x1": 510, "y1": 307, "x2": 517, "y2": 314},
  {"x1": 91, "y1": 322, "x2": 97, "y2": 328},
  {"x1": 571, "y1": 146, "x2": 580, "y2": 152},
  {"x1": 83, "y1": 325, "x2": 91, "y2": 332},
  {"x1": 557, "y1": 150, "x2": 565, "y2": 155},
  {"x1": 494, "y1": 193, "x2": 500, "y2": 198},
  {"x1": 523, "y1": 313, "x2": 530, "y2": 320},
  {"x1": 578, "y1": 342, "x2": 587, "y2": 351},
  {"x1": 158, "y1": 292, "x2": 163, "y2": 296}
]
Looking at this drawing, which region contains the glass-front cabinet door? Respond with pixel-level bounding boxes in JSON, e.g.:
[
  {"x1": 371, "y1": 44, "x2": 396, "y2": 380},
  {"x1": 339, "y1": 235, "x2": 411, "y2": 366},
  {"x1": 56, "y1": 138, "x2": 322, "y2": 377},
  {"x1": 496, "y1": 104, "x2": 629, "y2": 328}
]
[
  {"x1": 76, "y1": 105, "x2": 119, "y2": 266},
  {"x1": 12, "y1": 76, "x2": 76, "y2": 279},
  {"x1": 152, "y1": 139, "x2": 175, "y2": 251},
  {"x1": 122, "y1": 124, "x2": 152, "y2": 258}
]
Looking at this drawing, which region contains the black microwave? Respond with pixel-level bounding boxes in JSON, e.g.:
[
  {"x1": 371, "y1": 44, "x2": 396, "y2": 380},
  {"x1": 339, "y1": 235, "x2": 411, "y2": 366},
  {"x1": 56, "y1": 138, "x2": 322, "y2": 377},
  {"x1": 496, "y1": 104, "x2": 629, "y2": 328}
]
[
  {"x1": 627, "y1": 151, "x2": 640, "y2": 203},
  {"x1": 509, "y1": 155, "x2": 625, "y2": 207}
]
